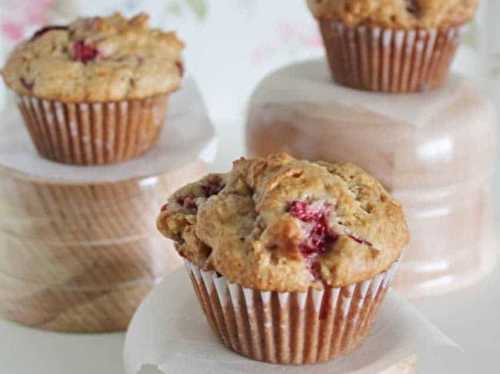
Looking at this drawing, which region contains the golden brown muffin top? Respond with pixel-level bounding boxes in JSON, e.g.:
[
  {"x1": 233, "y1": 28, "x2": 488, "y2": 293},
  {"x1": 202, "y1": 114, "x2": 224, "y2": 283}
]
[
  {"x1": 157, "y1": 154, "x2": 409, "y2": 292},
  {"x1": 2, "y1": 13, "x2": 184, "y2": 102},
  {"x1": 307, "y1": 0, "x2": 479, "y2": 28}
]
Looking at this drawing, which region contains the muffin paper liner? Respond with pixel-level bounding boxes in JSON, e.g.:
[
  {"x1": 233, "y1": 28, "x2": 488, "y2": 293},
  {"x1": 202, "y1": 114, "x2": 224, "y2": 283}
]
[
  {"x1": 17, "y1": 94, "x2": 169, "y2": 165},
  {"x1": 318, "y1": 21, "x2": 463, "y2": 92},
  {"x1": 185, "y1": 260, "x2": 400, "y2": 365}
]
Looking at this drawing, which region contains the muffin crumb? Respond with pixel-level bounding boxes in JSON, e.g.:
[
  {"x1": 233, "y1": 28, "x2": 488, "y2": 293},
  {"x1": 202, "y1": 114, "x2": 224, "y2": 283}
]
[
  {"x1": 307, "y1": 0, "x2": 479, "y2": 28},
  {"x1": 2, "y1": 12, "x2": 184, "y2": 101},
  {"x1": 158, "y1": 154, "x2": 409, "y2": 291}
]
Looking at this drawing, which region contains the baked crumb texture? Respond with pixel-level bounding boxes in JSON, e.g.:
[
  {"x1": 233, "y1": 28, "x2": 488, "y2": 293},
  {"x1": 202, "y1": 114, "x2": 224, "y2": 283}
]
[
  {"x1": 158, "y1": 153, "x2": 409, "y2": 292},
  {"x1": 2, "y1": 13, "x2": 184, "y2": 102},
  {"x1": 307, "y1": 0, "x2": 479, "y2": 29}
]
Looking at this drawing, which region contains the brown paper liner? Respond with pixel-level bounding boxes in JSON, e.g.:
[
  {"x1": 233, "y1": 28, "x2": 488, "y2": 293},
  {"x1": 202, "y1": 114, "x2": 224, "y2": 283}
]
[
  {"x1": 185, "y1": 260, "x2": 400, "y2": 365},
  {"x1": 17, "y1": 94, "x2": 169, "y2": 165},
  {"x1": 0, "y1": 161, "x2": 207, "y2": 332},
  {"x1": 318, "y1": 21, "x2": 463, "y2": 92}
]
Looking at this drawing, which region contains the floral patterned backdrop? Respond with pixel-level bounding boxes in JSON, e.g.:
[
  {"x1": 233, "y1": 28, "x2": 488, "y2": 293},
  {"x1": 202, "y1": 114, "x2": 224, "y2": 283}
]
[{"x1": 0, "y1": 0, "x2": 498, "y2": 121}]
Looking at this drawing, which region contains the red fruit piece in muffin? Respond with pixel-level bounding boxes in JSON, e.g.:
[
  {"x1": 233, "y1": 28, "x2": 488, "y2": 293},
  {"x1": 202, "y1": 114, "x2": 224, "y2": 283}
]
[
  {"x1": 288, "y1": 200, "x2": 339, "y2": 279},
  {"x1": 72, "y1": 40, "x2": 99, "y2": 63}
]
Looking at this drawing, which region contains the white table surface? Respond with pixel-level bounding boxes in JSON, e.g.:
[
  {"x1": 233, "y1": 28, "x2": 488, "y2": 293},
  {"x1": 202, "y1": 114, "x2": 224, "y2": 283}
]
[{"x1": 1, "y1": 119, "x2": 499, "y2": 374}]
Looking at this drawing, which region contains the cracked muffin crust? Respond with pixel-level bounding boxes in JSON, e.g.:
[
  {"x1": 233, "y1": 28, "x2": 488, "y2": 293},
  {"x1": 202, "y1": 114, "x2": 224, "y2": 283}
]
[
  {"x1": 2, "y1": 12, "x2": 184, "y2": 102},
  {"x1": 157, "y1": 154, "x2": 409, "y2": 292},
  {"x1": 307, "y1": 0, "x2": 479, "y2": 28}
]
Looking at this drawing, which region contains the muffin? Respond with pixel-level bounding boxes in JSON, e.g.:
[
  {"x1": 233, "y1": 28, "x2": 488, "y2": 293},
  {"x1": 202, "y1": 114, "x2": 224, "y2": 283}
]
[
  {"x1": 157, "y1": 153, "x2": 409, "y2": 365},
  {"x1": 1, "y1": 12, "x2": 184, "y2": 165},
  {"x1": 307, "y1": 0, "x2": 479, "y2": 92}
]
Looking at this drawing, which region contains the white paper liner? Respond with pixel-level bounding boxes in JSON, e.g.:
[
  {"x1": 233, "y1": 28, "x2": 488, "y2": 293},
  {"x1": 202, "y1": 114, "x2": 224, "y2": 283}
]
[
  {"x1": 318, "y1": 21, "x2": 463, "y2": 92},
  {"x1": 17, "y1": 94, "x2": 170, "y2": 165},
  {"x1": 0, "y1": 78, "x2": 217, "y2": 183},
  {"x1": 124, "y1": 268, "x2": 460, "y2": 373},
  {"x1": 185, "y1": 261, "x2": 400, "y2": 364}
]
